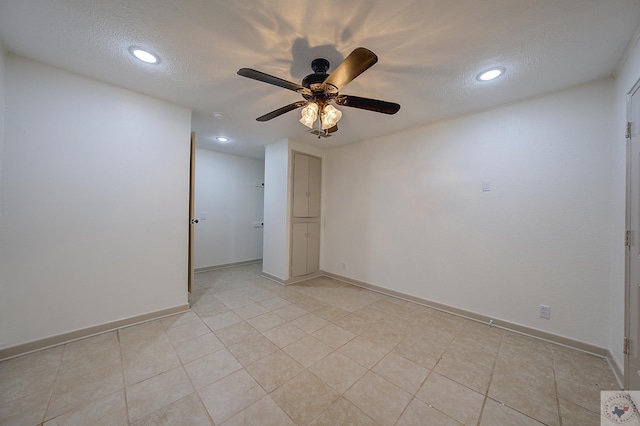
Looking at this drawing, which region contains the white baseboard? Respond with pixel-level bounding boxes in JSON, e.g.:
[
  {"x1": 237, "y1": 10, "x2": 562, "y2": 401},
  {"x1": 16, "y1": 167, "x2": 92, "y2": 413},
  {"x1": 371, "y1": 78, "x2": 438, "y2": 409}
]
[
  {"x1": 0, "y1": 304, "x2": 190, "y2": 361},
  {"x1": 607, "y1": 352, "x2": 625, "y2": 389},
  {"x1": 195, "y1": 259, "x2": 262, "y2": 273},
  {"x1": 261, "y1": 270, "x2": 323, "y2": 286}
]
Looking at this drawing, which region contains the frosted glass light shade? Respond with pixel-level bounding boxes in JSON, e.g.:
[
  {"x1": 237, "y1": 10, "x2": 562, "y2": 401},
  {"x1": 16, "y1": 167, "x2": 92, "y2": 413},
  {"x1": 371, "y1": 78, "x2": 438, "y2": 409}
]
[
  {"x1": 321, "y1": 104, "x2": 342, "y2": 129},
  {"x1": 299, "y1": 103, "x2": 319, "y2": 128}
]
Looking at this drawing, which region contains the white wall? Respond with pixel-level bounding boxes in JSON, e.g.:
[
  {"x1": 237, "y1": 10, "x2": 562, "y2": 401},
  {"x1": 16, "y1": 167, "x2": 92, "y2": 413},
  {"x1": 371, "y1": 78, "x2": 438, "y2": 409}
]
[
  {"x1": 194, "y1": 148, "x2": 264, "y2": 269},
  {"x1": 611, "y1": 35, "x2": 640, "y2": 371},
  {"x1": 324, "y1": 78, "x2": 614, "y2": 348},
  {"x1": 262, "y1": 139, "x2": 291, "y2": 279},
  {"x1": 0, "y1": 55, "x2": 191, "y2": 349}
]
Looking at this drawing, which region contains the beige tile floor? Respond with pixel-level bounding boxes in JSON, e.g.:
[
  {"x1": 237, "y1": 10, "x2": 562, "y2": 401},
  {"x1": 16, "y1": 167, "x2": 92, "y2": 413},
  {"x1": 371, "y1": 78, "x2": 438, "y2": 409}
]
[{"x1": 0, "y1": 262, "x2": 620, "y2": 425}]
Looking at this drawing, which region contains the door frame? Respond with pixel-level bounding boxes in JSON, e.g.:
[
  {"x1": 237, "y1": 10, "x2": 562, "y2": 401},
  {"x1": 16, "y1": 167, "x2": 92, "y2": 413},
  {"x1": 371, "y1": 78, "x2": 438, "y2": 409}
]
[
  {"x1": 625, "y1": 79, "x2": 640, "y2": 389},
  {"x1": 188, "y1": 131, "x2": 196, "y2": 293}
]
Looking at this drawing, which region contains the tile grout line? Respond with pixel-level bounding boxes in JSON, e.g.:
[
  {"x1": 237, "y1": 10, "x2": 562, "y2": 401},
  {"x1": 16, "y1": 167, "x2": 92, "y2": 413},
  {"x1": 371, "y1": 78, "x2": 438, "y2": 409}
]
[
  {"x1": 213, "y1": 299, "x2": 307, "y2": 424},
  {"x1": 484, "y1": 336, "x2": 555, "y2": 425},
  {"x1": 475, "y1": 326, "x2": 503, "y2": 426},
  {"x1": 551, "y1": 346, "x2": 564, "y2": 426},
  {"x1": 390, "y1": 307, "x2": 457, "y2": 425},
  {"x1": 115, "y1": 330, "x2": 132, "y2": 425},
  {"x1": 169, "y1": 324, "x2": 217, "y2": 426},
  {"x1": 40, "y1": 345, "x2": 65, "y2": 425}
]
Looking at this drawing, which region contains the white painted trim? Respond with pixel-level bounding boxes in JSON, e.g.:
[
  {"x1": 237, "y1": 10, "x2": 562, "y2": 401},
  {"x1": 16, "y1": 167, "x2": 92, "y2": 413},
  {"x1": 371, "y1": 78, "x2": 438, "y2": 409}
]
[
  {"x1": 608, "y1": 354, "x2": 625, "y2": 389},
  {"x1": 0, "y1": 304, "x2": 190, "y2": 361},
  {"x1": 261, "y1": 270, "x2": 323, "y2": 286},
  {"x1": 194, "y1": 259, "x2": 262, "y2": 273}
]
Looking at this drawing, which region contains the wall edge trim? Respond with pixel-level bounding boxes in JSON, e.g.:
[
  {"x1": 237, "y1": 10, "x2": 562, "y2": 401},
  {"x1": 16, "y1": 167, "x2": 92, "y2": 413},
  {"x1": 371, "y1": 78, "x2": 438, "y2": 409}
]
[
  {"x1": 0, "y1": 304, "x2": 190, "y2": 361},
  {"x1": 261, "y1": 271, "x2": 323, "y2": 286},
  {"x1": 195, "y1": 259, "x2": 262, "y2": 273},
  {"x1": 607, "y1": 350, "x2": 625, "y2": 389}
]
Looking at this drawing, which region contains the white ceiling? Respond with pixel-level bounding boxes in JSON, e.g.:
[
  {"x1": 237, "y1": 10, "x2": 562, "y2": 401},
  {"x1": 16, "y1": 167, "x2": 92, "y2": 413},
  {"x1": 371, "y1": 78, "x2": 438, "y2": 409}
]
[{"x1": 1, "y1": 0, "x2": 639, "y2": 159}]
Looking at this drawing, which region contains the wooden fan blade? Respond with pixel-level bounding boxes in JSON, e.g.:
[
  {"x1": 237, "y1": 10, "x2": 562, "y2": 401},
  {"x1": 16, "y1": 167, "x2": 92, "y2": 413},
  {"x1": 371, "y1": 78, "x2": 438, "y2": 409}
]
[
  {"x1": 238, "y1": 68, "x2": 311, "y2": 95},
  {"x1": 326, "y1": 124, "x2": 338, "y2": 133},
  {"x1": 321, "y1": 47, "x2": 378, "y2": 92},
  {"x1": 336, "y1": 95, "x2": 400, "y2": 114},
  {"x1": 256, "y1": 101, "x2": 307, "y2": 121}
]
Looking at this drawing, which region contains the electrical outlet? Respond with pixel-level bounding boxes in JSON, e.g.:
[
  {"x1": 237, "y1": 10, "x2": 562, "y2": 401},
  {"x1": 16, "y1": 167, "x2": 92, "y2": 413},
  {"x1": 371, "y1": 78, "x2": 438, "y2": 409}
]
[
  {"x1": 539, "y1": 304, "x2": 551, "y2": 319},
  {"x1": 342, "y1": 262, "x2": 347, "y2": 270}
]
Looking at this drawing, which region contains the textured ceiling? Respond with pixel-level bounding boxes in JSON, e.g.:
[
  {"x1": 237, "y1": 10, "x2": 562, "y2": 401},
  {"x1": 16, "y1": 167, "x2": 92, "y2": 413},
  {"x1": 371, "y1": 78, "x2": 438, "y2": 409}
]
[{"x1": 1, "y1": 0, "x2": 639, "y2": 158}]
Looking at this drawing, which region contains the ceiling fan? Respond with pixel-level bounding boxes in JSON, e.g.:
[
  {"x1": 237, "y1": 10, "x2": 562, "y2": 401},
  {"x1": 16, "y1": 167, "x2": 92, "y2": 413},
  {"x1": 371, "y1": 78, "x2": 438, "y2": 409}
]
[{"x1": 237, "y1": 47, "x2": 401, "y2": 138}]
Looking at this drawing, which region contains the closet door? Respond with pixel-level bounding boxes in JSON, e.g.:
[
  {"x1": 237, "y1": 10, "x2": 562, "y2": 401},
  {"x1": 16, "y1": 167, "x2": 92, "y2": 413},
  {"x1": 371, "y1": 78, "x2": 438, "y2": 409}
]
[
  {"x1": 291, "y1": 222, "x2": 320, "y2": 277},
  {"x1": 306, "y1": 222, "x2": 320, "y2": 273},
  {"x1": 292, "y1": 153, "x2": 321, "y2": 218},
  {"x1": 307, "y1": 156, "x2": 321, "y2": 217},
  {"x1": 291, "y1": 223, "x2": 309, "y2": 277},
  {"x1": 292, "y1": 153, "x2": 310, "y2": 217}
]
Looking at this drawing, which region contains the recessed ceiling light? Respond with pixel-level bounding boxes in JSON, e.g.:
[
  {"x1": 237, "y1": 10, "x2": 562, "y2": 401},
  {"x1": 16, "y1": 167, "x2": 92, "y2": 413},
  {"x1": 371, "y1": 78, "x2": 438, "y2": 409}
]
[
  {"x1": 216, "y1": 136, "x2": 230, "y2": 143},
  {"x1": 129, "y1": 47, "x2": 159, "y2": 64},
  {"x1": 477, "y1": 67, "x2": 505, "y2": 81}
]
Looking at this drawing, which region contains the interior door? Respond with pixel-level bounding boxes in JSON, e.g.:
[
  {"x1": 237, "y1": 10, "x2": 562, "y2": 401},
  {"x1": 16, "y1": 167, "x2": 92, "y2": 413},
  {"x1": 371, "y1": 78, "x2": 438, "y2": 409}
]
[
  {"x1": 627, "y1": 82, "x2": 640, "y2": 389},
  {"x1": 187, "y1": 132, "x2": 197, "y2": 293}
]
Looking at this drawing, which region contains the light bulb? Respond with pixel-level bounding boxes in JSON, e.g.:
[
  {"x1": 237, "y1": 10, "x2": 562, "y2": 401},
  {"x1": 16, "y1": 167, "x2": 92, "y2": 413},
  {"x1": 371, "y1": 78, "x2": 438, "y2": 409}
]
[
  {"x1": 477, "y1": 67, "x2": 505, "y2": 81},
  {"x1": 321, "y1": 104, "x2": 342, "y2": 129},
  {"x1": 299, "y1": 103, "x2": 319, "y2": 128},
  {"x1": 129, "y1": 47, "x2": 159, "y2": 64}
]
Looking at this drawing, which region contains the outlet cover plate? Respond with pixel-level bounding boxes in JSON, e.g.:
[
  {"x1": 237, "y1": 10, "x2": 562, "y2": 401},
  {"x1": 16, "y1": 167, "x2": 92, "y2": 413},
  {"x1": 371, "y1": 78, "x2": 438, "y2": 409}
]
[{"x1": 540, "y1": 304, "x2": 551, "y2": 319}]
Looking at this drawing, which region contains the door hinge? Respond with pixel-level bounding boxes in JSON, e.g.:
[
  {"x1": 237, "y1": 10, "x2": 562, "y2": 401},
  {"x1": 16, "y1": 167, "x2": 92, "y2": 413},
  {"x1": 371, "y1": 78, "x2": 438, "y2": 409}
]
[
  {"x1": 624, "y1": 337, "x2": 631, "y2": 355},
  {"x1": 627, "y1": 122, "x2": 632, "y2": 139},
  {"x1": 626, "y1": 229, "x2": 632, "y2": 247}
]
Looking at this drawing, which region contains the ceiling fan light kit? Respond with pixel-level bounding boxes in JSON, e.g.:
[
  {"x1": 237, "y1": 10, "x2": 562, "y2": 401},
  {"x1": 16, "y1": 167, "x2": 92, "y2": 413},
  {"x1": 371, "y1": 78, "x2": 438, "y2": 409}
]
[{"x1": 237, "y1": 47, "x2": 400, "y2": 137}]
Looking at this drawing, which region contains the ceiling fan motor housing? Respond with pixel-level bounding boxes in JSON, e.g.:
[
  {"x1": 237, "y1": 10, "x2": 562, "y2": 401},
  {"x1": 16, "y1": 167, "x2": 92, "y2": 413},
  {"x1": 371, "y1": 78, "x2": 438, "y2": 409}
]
[{"x1": 302, "y1": 58, "x2": 330, "y2": 89}]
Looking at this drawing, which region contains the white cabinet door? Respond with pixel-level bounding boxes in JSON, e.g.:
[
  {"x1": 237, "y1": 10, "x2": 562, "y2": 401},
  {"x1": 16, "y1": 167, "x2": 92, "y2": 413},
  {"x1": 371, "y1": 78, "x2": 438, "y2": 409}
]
[
  {"x1": 291, "y1": 222, "x2": 320, "y2": 277},
  {"x1": 291, "y1": 223, "x2": 308, "y2": 277},
  {"x1": 292, "y1": 153, "x2": 310, "y2": 217},
  {"x1": 306, "y1": 222, "x2": 320, "y2": 274},
  {"x1": 292, "y1": 153, "x2": 321, "y2": 218},
  {"x1": 307, "y1": 156, "x2": 321, "y2": 217}
]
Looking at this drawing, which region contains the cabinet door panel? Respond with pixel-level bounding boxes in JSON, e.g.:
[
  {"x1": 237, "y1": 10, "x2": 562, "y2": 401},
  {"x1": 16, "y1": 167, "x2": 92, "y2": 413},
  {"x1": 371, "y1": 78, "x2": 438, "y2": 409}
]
[
  {"x1": 306, "y1": 222, "x2": 320, "y2": 274},
  {"x1": 291, "y1": 223, "x2": 308, "y2": 277},
  {"x1": 307, "y1": 156, "x2": 321, "y2": 217},
  {"x1": 292, "y1": 153, "x2": 310, "y2": 217}
]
